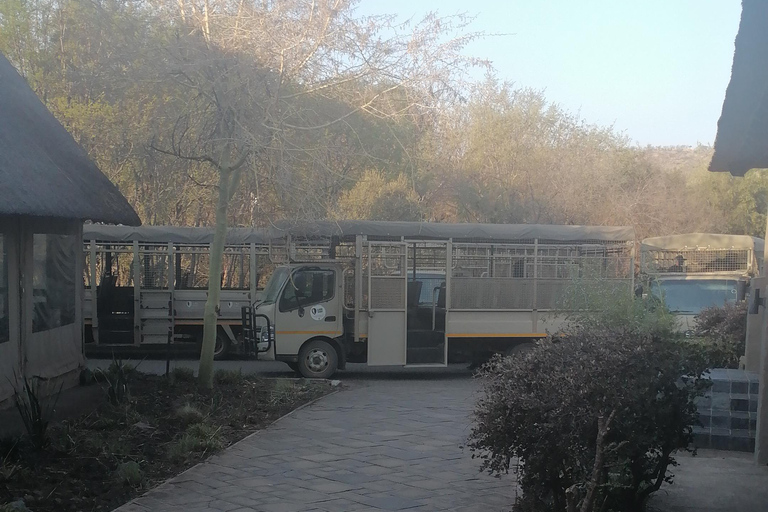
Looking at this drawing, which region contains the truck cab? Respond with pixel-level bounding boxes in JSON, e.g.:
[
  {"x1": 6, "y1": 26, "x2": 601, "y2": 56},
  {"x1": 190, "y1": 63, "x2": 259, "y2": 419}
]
[
  {"x1": 640, "y1": 233, "x2": 764, "y2": 335},
  {"x1": 252, "y1": 264, "x2": 345, "y2": 378},
  {"x1": 648, "y1": 275, "x2": 747, "y2": 333}
]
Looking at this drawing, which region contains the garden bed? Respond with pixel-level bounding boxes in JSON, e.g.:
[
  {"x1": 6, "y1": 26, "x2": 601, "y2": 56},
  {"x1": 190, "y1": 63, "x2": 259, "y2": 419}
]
[{"x1": 0, "y1": 368, "x2": 335, "y2": 512}]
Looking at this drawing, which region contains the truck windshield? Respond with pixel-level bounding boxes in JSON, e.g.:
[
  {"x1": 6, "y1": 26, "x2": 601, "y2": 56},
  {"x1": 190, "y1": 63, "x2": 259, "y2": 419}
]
[
  {"x1": 651, "y1": 279, "x2": 739, "y2": 314},
  {"x1": 261, "y1": 267, "x2": 290, "y2": 305}
]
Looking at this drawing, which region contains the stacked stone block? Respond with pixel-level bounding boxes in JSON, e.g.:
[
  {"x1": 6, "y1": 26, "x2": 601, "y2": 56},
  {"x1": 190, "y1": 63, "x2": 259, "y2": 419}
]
[{"x1": 694, "y1": 368, "x2": 759, "y2": 453}]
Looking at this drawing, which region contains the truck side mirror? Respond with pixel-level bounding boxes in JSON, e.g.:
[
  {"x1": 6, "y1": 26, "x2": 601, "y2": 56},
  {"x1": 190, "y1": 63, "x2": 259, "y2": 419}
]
[{"x1": 749, "y1": 288, "x2": 765, "y2": 315}]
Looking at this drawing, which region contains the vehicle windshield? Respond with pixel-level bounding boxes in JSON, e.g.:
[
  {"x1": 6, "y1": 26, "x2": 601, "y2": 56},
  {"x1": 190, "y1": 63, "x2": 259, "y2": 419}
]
[
  {"x1": 651, "y1": 279, "x2": 740, "y2": 314},
  {"x1": 260, "y1": 267, "x2": 290, "y2": 305}
]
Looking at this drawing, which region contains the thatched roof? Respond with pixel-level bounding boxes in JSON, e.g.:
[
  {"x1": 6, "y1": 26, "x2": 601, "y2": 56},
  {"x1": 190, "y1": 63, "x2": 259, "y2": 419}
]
[
  {"x1": 0, "y1": 53, "x2": 140, "y2": 225},
  {"x1": 710, "y1": 0, "x2": 768, "y2": 176}
]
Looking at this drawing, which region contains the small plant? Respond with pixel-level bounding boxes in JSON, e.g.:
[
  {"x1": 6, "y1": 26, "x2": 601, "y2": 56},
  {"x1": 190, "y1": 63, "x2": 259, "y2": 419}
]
[
  {"x1": 96, "y1": 356, "x2": 138, "y2": 405},
  {"x1": 115, "y1": 460, "x2": 143, "y2": 486},
  {"x1": 214, "y1": 369, "x2": 245, "y2": 386},
  {"x1": 175, "y1": 403, "x2": 204, "y2": 425},
  {"x1": 12, "y1": 376, "x2": 62, "y2": 449},
  {"x1": 269, "y1": 380, "x2": 303, "y2": 407},
  {"x1": 170, "y1": 367, "x2": 195, "y2": 383},
  {"x1": 168, "y1": 423, "x2": 223, "y2": 461}
]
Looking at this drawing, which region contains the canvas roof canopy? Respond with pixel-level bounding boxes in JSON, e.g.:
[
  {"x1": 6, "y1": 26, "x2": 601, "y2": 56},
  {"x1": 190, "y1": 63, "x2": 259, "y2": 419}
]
[
  {"x1": 0, "y1": 53, "x2": 139, "y2": 225},
  {"x1": 641, "y1": 233, "x2": 765, "y2": 253},
  {"x1": 83, "y1": 225, "x2": 269, "y2": 245},
  {"x1": 268, "y1": 220, "x2": 635, "y2": 243},
  {"x1": 710, "y1": 0, "x2": 768, "y2": 176},
  {"x1": 85, "y1": 221, "x2": 635, "y2": 245}
]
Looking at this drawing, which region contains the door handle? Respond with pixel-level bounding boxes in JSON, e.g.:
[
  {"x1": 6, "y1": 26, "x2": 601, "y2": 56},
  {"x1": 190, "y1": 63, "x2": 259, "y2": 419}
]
[{"x1": 325, "y1": 316, "x2": 336, "y2": 322}]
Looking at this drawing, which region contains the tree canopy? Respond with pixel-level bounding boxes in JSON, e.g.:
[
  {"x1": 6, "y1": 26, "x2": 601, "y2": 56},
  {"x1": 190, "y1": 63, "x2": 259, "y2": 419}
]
[{"x1": 1, "y1": 0, "x2": 764, "y2": 239}]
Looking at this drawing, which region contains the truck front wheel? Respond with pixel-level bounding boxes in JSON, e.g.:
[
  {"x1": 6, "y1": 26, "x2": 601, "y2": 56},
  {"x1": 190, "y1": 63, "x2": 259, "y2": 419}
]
[{"x1": 297, "y1": 339, "x2": 338, "y2": 379}]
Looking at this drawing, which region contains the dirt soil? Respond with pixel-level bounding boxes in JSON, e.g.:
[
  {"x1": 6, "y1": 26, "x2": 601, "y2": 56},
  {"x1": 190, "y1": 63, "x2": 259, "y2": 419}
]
[{"x1": 0, "y1": 369, "x2": 334, "y2": 512}]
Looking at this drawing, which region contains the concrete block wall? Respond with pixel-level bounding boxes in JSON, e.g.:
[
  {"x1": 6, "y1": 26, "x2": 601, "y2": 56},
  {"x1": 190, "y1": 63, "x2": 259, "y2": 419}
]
[{"x1": 694, "y1": 368, "x2": 759, "y2": 453}]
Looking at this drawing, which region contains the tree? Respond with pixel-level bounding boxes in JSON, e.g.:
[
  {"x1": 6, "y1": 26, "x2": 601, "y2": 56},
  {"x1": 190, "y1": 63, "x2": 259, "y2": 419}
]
[
  {"x1": 333, "y1": 171, "x2": 423, "y2": 221},
  {"x1": 150, "y1": 0, "x2": 486, "y2": 388}
]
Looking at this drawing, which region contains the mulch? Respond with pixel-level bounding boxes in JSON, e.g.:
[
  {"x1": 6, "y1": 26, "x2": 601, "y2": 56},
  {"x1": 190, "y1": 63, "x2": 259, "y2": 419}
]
[{"x1": 0, "y1": 371, "x2": 334, "y2": 512}]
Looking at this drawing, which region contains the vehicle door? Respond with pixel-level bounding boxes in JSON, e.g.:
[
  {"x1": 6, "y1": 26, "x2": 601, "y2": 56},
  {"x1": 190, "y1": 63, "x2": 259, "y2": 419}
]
[{"x1": 273, "y1": 266, "x2": 342, "y2": 357}]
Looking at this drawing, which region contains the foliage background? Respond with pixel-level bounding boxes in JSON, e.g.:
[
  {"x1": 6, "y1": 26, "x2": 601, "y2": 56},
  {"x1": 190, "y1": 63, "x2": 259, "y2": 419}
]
[{"x1": 1, "y1": 0, "x2": 766, "y2": 236}]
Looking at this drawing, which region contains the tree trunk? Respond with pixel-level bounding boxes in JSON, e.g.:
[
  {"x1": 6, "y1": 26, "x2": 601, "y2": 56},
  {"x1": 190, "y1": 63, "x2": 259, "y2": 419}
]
[
  {"x1": 198, "y1": 168, "x2": 233, "y2": 388},
  {"x1": 580, "y1": 411, "x2": 615, "y2": 512}
]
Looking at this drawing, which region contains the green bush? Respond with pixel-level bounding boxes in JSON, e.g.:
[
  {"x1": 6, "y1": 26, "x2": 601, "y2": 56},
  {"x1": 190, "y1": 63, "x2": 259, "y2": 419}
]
[
  {"x1": 694, "y1": 301, "x2": 748, "y2": 368},
  {"x1": 470, "y1": 280, "x2": 709, "y2": 512},
  {"x1": 557, "y1": 277, "x2": 678, "y2": 338},
  {"x1": 470, "y1": 330, "x2": 709, "y2": 512}
]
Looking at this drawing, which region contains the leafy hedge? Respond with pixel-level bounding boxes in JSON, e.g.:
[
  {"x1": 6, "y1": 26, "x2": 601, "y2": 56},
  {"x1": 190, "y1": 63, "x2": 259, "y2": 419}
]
[
  {"x1": 469, "y1": 330, "x2": 709, "y2": 512},
  {"x1": 694, "y1": 301, "x2": 748, "y2": 369}
]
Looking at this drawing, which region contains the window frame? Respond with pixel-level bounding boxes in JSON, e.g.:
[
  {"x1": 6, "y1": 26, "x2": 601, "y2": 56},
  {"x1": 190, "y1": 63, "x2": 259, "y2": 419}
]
[{"x1": 278, "y1": 267, "x2": 336, "y2": 313}]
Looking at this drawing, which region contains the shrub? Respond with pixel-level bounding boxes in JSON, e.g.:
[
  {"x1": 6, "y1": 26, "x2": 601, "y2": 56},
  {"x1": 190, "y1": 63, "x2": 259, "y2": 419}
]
[
  {"x1": 168, "y1": 423, "x2": 223, "y2": 461},
  {"x1": 175, "y1": 404, "x2": 204, "y2": 425},
  {"x1": 12, "y1": 376, "x2": 62, "y2": 450},
  {"x1": 694, "y1": 301, "x2": 748, "y2": 368},
  {"x1": 115, "y1": 461, "x2": 144, "y2": 486},
  {"x1": 469, "y1": 330, "x2": 709, "y2": 512},
  {"x1": 557, "y1": 277, "x2": 678, "y2": 339},
  {"x1": 96, "y1": 356, "x2": 139, "y2": 405},
  {"x1": 170, "y1": 367, "x2": 195, "y2": 383}
]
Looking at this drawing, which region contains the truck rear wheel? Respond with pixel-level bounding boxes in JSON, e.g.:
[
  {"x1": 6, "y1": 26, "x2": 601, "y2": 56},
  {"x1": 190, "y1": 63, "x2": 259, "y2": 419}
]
[
  {"x1": 213, "y1": 332, "x2": 231, "y2": 360},
  {"x1": 297, "y1": 339, "x2": 338, "y2": 379}
]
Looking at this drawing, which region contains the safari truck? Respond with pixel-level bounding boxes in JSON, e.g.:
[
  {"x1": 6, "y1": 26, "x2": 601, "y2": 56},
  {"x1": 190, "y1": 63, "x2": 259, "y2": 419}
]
[
  {"x1": 82, "y1": 225, "x2": 275, "y2": 359},
  {"x1": 244, "y1": 220, "x2": 636, "y2": 378},
  {"x1": 640, "y1": 233, "x2": 764, "y2": 334}
]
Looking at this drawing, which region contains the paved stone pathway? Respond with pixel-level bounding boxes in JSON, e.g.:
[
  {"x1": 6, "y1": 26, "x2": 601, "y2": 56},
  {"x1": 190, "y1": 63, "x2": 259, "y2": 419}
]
[
  {"x1": 649, "y1": 449, "x2": 768, "y2": 512},
  {"x1": 115, "y1": 375, "x2": 516, "y2": 511}
]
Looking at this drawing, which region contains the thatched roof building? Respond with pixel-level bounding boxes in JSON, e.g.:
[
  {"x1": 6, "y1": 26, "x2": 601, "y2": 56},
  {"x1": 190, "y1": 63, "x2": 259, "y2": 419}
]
[
  {"x1": 710, "y1": 0, "x2": 768, "y2": 176},
  {"x1": 0, "y1": 53, "x2": 139, "y2": 225},
  {"x1": 0, "y1": 52, "x2": 139, "y2": 406}
]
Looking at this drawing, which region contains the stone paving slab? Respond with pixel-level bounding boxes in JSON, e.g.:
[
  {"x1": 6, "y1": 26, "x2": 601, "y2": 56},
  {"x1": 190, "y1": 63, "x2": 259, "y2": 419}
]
[
  {"x1": 649, "y1": 450, "x2": 768, "y2": 512},
  {"x1": 115, "y1": 376, "x2": 516, "y2": 511}
]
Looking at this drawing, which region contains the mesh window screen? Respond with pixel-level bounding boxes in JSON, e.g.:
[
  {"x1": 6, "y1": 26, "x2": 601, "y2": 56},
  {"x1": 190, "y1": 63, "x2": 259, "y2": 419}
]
[{"x1": 32, "y1": 233, "x2": 76, "y2": 332}]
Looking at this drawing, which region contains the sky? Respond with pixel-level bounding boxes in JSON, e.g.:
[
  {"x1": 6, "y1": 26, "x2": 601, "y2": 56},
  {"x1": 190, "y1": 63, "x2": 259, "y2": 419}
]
[{"x1": 356, "y1": 0, "x2": 742, "y2": 147}]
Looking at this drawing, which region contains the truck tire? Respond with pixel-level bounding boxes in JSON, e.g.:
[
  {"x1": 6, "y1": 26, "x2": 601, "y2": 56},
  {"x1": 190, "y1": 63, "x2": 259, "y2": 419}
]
[
  {"x1": 213, "y1": 332, "x2": 231, "y2": 360},
  {"x1": 297, "y1": 339, "x2": 338, "y2": 379}
]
